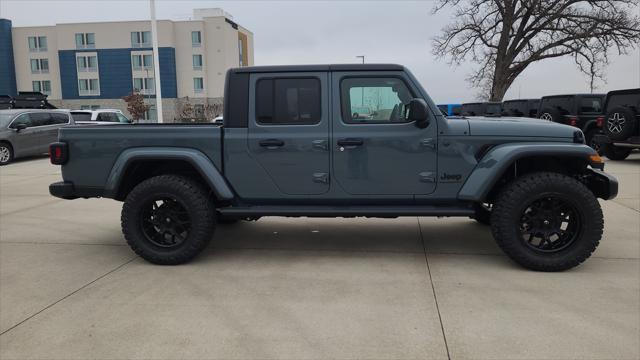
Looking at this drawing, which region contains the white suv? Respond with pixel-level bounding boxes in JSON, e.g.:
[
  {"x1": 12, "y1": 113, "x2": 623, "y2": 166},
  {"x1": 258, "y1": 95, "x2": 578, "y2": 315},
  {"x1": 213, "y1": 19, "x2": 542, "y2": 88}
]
[{"x1": 70, "y1": 109, "x2": 131, "y2": 125}]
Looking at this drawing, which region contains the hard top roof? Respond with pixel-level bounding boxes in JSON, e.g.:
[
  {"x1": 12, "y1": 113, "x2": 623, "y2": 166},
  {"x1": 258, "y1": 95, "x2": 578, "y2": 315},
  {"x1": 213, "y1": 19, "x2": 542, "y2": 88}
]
[
  {"x1": 230, "y1": 64, "x2": 405, "y2": 73},
  {"x1": 540, "y1": 93, "x2": 605, "y2": 99}
]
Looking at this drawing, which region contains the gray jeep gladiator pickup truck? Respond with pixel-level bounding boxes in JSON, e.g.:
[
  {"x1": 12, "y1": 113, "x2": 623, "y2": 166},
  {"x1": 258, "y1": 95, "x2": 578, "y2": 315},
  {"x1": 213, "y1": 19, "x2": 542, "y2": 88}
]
[{"x1": 49, "y1": 64, "x2": 618, "y2": 271}]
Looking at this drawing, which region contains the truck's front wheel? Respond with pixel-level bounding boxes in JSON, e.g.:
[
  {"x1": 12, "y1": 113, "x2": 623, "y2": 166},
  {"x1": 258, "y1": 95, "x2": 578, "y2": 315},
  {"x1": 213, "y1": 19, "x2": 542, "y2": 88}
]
[
  {"x1": 121, "y1": 175, "x2": 215, "y2": 265},
  {"x1": 491, "y1": 172, "x2": 603, "y2": 271}
]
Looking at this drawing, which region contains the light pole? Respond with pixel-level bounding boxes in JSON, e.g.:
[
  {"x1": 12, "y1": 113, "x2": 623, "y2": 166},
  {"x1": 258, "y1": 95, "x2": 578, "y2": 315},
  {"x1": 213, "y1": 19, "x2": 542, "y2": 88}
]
[
  {"x1": 149, "y1": 0, "x2": 163, "y2": 123},
  {"x1": 356, "y1": 55, "x2": 365, "y2": 64}
]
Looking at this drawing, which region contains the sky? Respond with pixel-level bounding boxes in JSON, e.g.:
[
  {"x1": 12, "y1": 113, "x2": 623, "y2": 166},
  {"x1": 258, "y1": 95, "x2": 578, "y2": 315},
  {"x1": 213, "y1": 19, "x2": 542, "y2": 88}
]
[{"x1": 1, "y1": 0, "x2": 639, "y2": 103}]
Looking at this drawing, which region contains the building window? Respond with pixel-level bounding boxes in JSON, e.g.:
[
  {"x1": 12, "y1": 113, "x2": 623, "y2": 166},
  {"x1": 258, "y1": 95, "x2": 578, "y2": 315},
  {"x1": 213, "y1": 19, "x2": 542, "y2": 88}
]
[
  {"x1": 192, "y1": 54, "x2": 203, "y2": 70},
  {"x1": 131, "y1": 31, "x2": 151, "y2": 48},
  {"x1": 77, "y1": 55, "x2": 98, "y2": 72},
  {"x1": 133, "y1": 77, "x2": 155, "y2": 95},
  {"x1": 30, "y1": 58, "x2": 49, "y2": 74},
  {"x1": 80, "y1": 105, "x2": 100, "y2": 110},
  {"x1": 144, "y1": 105, "x2": 157, "y2": 121},
  {"x1": 131, "y1": 54, "x2": 153, "y2": 70},
  {"x1": 32, "y1": 80, "x2": 51, "y2": 95},
  {"x1": 191, "y1": 31, "x2": 201, "y2": 47},
  {"x1": 238, "y1": 39, "x2": 244, "y2": 67},
  {"x1": 75, "y1": 33, "x2": 95, "y2": 49},
  {"x1": 78, "y1": 79, "x2": 100, "y2": 96},
  {"x1": 193, "y1": 77, "x2": 204, "y2": 93},
  {"x1": 28, "y1": 36, "x2": 47, "y2": 52},
  {"x1": 255, "y1": 78, "x2": 321, "y2": 125}
]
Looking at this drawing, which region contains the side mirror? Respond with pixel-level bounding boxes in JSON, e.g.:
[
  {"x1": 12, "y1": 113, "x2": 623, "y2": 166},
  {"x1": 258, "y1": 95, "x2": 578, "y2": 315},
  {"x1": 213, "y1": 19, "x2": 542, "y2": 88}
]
[
  {"x1": 14, "y1": 123, "x2": 27, "y2": 132},
  {"x1": 408, "y1": 98, "x2": 430, "y2": 129}
]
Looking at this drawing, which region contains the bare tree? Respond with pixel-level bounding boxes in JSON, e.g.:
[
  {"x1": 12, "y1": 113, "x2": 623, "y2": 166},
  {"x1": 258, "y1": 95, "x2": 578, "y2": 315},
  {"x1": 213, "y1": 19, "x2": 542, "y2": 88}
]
[
  {"x1": 122, "y1": 91, "x2": 150, "y2": 121},
  {"x1": 203, "y1": 99, "x2": 224, "y2": 120},
  {"x1": 432, "y1": 0, "x2": 640, "y2": 101}
]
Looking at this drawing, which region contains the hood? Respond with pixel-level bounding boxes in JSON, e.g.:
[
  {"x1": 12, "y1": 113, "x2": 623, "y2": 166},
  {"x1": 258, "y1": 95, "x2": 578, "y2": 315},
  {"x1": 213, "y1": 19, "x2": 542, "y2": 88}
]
[{"x1": 466, "y1": 116, "x2": 577, "y2": 138}]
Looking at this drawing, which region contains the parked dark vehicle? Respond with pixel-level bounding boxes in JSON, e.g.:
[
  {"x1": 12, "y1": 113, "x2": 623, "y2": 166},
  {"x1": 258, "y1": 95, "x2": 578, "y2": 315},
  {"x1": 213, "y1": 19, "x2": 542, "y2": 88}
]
[
  {"x1": 461, "y1": 102, "x2": 502, "y2": 117},
  {"x1": 502, "y1": 99, "x2": 539, "y2": 118},
  {"x1": 0, "y1": 109, "x2": 74, "y2": 165},
  {"x1": 49, "y1": 64, "x2": 617, "y2": 271},
  {"x1": 0, "y1": 95, "x2": 13, "y2": 110},
  {"x1": 593, "y1": 88, "x2": 640, "y2": 160},
  {"x1": 538, "y1": 94, "x2": 605, "y2": 149},
  {"x1": 437, "y1": 104, "x2": 462, "y2": 116}
]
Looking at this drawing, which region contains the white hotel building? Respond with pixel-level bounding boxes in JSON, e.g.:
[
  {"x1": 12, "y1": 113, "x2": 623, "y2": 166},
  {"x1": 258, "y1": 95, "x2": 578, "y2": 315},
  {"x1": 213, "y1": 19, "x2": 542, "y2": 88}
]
[{"x1": 0, "y1": 8, "x2": 254, "y2": 121}]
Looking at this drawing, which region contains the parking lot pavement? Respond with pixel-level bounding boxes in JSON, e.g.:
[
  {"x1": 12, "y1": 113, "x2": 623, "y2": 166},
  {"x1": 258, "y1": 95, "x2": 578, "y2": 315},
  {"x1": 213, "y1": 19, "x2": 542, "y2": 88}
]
[{"x1": 0, "y1": 155, "x2": 638, "y2": 359}]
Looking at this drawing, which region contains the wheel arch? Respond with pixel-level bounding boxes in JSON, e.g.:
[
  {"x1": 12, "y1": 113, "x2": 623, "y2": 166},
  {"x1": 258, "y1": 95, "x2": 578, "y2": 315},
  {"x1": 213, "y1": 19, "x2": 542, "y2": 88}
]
[
  {"x1": 458, "y1": 143, "x2": 598, "y2": 203},
  {"x1": 104, "y1": 147, "x2": 234, "y2": 202}
]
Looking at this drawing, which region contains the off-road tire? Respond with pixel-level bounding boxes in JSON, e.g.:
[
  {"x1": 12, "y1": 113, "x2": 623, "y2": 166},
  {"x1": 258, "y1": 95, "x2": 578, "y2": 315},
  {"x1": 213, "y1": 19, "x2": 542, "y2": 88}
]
[
  {"x1": 472, "y1": 203, "x2": 492, "y2": 225},
  {"x1": 539, "y1": 108, "x2": 563, "y2": 123},
  {"x1": 121, "y1": 175, "x2": 215, "y2": 265},
  {"x1": 602, "y1": 144, "x2": 632, "y2": 161},
  {"x1": 0, "y1": 142, "x2": 13, "y2": 165},
  {"x1": 605, "y1": 106, "x2": 638, "y2": 141},
  {"x1": 491, "y1": 172, "x2": 603, "y2": 271}
]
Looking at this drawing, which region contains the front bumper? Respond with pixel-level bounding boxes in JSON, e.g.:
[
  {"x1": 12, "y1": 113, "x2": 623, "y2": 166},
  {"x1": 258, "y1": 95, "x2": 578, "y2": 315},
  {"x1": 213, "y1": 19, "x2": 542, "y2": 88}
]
[{"x1": 586, "y1": 168, "x2": 618, "y2": 200}]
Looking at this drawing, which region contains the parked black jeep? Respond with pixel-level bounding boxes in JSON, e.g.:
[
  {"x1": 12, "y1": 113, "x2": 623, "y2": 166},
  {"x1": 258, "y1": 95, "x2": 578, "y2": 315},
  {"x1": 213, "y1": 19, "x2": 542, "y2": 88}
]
[
  {"x1": 538, "y1": 94, "x2": 605, "y2": 149},
  {"x1": 461, "y1": 102, "x2": 502, "y2": 117},
  {"x1": 502, "y1": 99, "x2": 540, "y2": 118},
  {"x1": 594, "y1": 88, "x2": 640, "y2": 160}
]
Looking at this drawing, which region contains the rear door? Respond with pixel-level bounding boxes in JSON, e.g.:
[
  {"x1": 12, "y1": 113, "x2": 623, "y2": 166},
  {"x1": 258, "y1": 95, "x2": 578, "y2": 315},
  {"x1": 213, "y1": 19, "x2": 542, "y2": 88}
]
[
  {"x1": 247, "y1": 72, "x2": 330, "y2": 195},
  {"x1": 331, "y1": 72, "x2": 438, "y2": 196},
  {"x1": 42, "y1": 112, "x2": 70, "y2": 149}
]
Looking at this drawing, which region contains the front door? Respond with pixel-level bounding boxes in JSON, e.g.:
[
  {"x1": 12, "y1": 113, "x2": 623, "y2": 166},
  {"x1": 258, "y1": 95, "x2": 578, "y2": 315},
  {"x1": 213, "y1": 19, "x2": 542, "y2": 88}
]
[
  {"x1": 247, "y1": 72, "x2": 330, "y2": 195},
  {"x1": 331, "y1": 72, "x2": 438, "y2": 195},
  {"x1": 8, "y1": 113, "x2": 43, "y2": 157}
]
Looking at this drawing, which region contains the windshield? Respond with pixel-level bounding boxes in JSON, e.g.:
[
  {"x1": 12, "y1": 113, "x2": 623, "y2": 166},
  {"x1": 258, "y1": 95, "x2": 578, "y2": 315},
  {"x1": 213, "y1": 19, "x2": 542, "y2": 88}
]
[{"x1": 71, "y1": 112, "x2": 92, "y2": 121}]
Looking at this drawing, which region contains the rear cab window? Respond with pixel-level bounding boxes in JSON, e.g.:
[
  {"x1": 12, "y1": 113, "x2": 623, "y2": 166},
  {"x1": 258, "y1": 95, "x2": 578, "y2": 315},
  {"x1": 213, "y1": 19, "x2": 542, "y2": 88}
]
[
  {"x1": 541, "y1": 96, "x2": 574, "y2": 114},
  {"x1": 579, "y1": 97, "x2": 603, "y2": 114},
  {"x1": 256, "y1": 78, "x2": 321, "y2": 125},
  {"x1": 71, "y1": 112, "x2": 92, "y2": 122},
  {"x1": 340, "y1": 77, "x2": 414, "y2": 124}
]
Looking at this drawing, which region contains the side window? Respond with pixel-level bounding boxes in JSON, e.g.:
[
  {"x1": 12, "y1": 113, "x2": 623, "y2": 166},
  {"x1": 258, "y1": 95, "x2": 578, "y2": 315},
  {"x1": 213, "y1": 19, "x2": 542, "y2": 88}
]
[
  {"x1": 579, "y1": 97, "x2": 602, "y2": 114},
  {"x1": 97, "y1": 113, "x2": 118, "y2": 122},
  {"x1": 341, "y1": 77, "x2": 413, "y2": 124},
  {"x1": 116, "y1": 113, "x2": 131, "y2": 123},
  {"x1": 29, "y1": 113, "x2": 52, "y2": 126},
  {"x1": 10, "y1": 113, "x2": 32, "y2": 128},
  {"x1": 256, "y1": 78, "x2": 321, "y2": 125},
  {"x1": 50, "y1": 113, "x2": 70, "y2": 124}
]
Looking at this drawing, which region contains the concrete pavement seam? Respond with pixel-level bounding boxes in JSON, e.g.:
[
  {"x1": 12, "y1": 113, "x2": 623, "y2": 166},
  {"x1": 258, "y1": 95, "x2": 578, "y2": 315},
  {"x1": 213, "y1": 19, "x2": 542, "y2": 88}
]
[
  {"x1": 0, "y1": 255, "x2": 138, "y2": 337},
  {"x1": 0, "y1": 199, "x2": 63, "y2": 217},
  {"x1": 417, "y1": 217, "x2": 451, "y2": 360}
]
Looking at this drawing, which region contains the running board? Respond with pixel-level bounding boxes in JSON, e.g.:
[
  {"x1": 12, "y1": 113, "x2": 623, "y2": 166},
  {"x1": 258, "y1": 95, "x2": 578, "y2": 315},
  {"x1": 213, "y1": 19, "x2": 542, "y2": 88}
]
[{"x1": 219, "y1": 205, "x2": 474, "y2": 218}]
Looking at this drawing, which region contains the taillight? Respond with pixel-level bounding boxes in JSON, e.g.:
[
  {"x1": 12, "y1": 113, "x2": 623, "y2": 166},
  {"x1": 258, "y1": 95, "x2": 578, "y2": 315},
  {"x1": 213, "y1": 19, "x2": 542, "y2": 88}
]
[
  {"x1": 49, "y1": 142, "x2": 68, "y2": 165},
  {"x1": 567, "y1": 116, "x2": 578, "y2": 127},
  {"x1": 596, "y1": 116, "x2": 604, "y2": 128}
]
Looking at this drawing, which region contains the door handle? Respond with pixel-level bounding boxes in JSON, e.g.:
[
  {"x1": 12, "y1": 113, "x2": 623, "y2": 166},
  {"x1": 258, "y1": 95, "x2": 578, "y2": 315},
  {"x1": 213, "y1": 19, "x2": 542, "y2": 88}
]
[
  {"x1": 420, "y1": 138, "x2": 436, "y2": 150},
  {"x1": 259, "y1": 139, "x2": 285, "y2": 148},
  {"x1": 337, "y1": 138, "x2": 364, "y2": 147}
]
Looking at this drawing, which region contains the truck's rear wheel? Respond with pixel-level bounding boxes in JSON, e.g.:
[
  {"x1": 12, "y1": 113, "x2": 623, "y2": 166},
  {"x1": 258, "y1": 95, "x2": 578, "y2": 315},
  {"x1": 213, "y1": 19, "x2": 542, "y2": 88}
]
[
  {"x1": 121, "y1": 175, "x2": 215, "y2": 265},
  {"x1": 491, "y1": 172, "x2": 602, "y2": 271}
]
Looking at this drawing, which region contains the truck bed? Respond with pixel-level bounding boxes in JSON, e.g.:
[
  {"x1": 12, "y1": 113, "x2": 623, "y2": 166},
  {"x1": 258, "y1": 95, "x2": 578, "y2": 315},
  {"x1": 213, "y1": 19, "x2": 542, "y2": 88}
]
[{"x1": 58, "y1": 124, "x2": 223, "y2": 192}]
